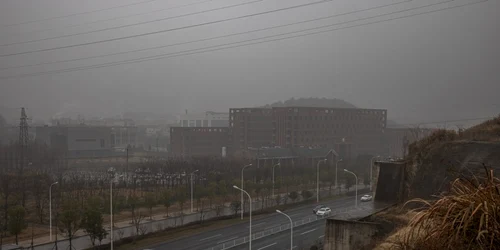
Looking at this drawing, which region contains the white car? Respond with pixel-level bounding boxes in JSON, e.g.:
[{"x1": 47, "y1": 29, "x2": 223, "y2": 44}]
[
  {"x1": 360, "y1": 194, "x2": 373, "y2": 202},
  {"x1": 315, "y1": 207, "x2": 331, "y2": 216}
]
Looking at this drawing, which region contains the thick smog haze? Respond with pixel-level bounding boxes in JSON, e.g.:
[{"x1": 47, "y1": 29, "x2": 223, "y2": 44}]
[{"x1": 0, "y1": 0, "x2": 498, "y2": 124}]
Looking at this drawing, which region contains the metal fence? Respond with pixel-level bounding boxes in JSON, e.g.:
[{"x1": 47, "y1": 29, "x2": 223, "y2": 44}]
[{"x1": 206, "y1": 205, "x2": 369, "y2": 250}]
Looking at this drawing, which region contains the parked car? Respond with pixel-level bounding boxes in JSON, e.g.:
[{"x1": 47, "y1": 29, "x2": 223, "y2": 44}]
[
  {"x1": 360, "y1": 194, "x2": 373, "y2": 202},
  {"x1": 313, "y1": 204, "x2": 326, "y2": 214},
  {"x1": 315, "y1": 207, "x2": 332, "y2": 216}
]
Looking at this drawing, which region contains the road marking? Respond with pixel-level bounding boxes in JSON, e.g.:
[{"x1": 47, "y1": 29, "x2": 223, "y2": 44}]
[
  {"x1": 217, "y1": 236, "x2": 237, "y2": 244},
  {"x1": 300, "y1": 228, "x2": 317, "y2": 235},
  {"x1": 319, "y1": 235, "x2": 324, "y2": 238},
  {"x1": 257, "y1": 242, "x2": 277, "y2": 250},
  {"x1": 199, "y1": 234, "x2": 222, "y2": 241},
  {"x1": 247, "y1": 222, "x2": 266, "y2": 228}
]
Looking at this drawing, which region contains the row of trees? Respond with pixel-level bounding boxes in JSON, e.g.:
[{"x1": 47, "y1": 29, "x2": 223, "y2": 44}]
[{"x1": 0, "y1": 141, "x2": 372, "y2": 247}]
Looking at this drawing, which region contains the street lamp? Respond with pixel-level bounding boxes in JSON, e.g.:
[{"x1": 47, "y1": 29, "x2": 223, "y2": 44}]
[
  {"x1": 272, "y1": 163, "x2": 280, "y2": 198},
  {"x1": 335, "y1": 158, "x2": 343, "y2": 189},
  {"x1": 49, "y1": 182, "x2": 58, "y2": 242},
  {"x1": 240, "y1": 164, "x2": 252, "y2": 219},
  {"x1": 233, "y1": 185, "x2": 252, "y2": 250},
  {"x1": 316, "y1": 159, "x2": 327, "y2": 203},
  {"x1": 190, "y1": 170, "x2": 199, "y2": 213},
  {"x1": 110, "y1": 174, "x2": 123, "y2": 250},
  {"x1": 344, "y1": 169, "x2": 358, "y2": 208},
  {"x1": 276, "y1": 210, "x2": 293, "y2": 250},
  {"x1": 370, "y1": 156, "x2": 380, "y2": 191}
]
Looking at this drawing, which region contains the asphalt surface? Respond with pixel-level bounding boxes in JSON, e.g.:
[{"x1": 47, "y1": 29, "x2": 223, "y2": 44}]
[
  {"x1": 148, "y1": 193, "x2": 373, "y2": 250},
  {"x1": 238, "y1": 220, "x2": 325, "y2": 250}
]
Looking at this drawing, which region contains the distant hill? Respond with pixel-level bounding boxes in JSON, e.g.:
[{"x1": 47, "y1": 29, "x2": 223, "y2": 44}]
[{"x1": 261, "y1": 97, "x2": 357, "y2": 109}]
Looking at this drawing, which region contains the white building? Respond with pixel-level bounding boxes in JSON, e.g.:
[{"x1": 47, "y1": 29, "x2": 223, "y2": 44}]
[{"x1": 177, "y1": 111, "x2": 229, "y2": 127}]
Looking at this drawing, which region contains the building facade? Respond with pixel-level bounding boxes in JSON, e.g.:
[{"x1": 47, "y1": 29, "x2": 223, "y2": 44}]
[
  {"x1": 35, "y1": 125, "x2": 113, "y2": 157},
  {"x1": 177, "y1": 111, "x2": 229, "y2": 128},
  {"x1": 169, "y1": 127, "x2": 228, "y2": 157},
  {"x1": 230, "y1": 107, "x2": 387, "y2": 158},
  {"x1": 229, "y1": 108, "x2": 274, "y2": 151}
]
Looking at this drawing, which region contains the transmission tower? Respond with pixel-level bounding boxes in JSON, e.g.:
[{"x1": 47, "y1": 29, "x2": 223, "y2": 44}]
[{"x1": 18, "y1": 107, "x2": 29, "y2": 206}]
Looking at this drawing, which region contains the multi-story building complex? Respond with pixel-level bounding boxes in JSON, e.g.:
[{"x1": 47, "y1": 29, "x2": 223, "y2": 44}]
[
  {"x1": 229, "y1": 107, "x2": 387, "y2": 158},
  {"x1": 169, "y1": 127, "x2": 228, "y2": 157},
  {"x1": 272, "y1": 107, "x2": 387, "y2": 158},
  {"x1": 229, "y1": 108, "x2": 274, "y2": 151},
  {"x1": 177, "y1": 111, "x2": 229, "y2": 127}
]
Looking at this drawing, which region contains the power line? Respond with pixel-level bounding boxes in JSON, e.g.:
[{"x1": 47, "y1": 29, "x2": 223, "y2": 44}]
[
  {"x1": 0, "y1": 0, "x2": 411, "y2": 71},
  {"x1": 0, "y1": 0, "x2": 333, "y2": 57},
  {"x1": 0, "y1": 0, "x2": 487, "y2": 79},
  {"x1": 396, "y1": 116, "x2": 496, "y2": 126},
  {"x1": 6, "y1": 0, "x2": 218, "y2": 37},
  {"x1": 0, "y1": 0, "x2": 263, "y2": 47},
  {"x1": 1, "y1": 0, "x2": 158, "y2": 28}
]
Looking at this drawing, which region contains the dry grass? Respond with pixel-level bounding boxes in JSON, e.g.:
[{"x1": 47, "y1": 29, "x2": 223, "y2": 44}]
[
  {"x1": 459, "y1": 115, "x2": 500, "y2": 142},
  {"x1": 400, "y1": 166, "x2": 500, "y2": 250}
]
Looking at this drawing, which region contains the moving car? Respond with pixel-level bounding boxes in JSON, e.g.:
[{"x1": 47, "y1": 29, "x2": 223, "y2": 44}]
[
  {"x1": 360, "y1": 194, "x2": 373, "y2": 202},
  {"x1": 315, "y1": 207, "x2": 332, "y2": 216},
  {"x1": 313, "y1": 204, "x2": 326, "y2": 214}
]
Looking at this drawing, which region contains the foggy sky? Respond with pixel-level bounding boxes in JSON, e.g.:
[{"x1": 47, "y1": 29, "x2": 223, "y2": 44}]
[{"x1": 0, "y1": 0, "x2": 498, "y2": 124}]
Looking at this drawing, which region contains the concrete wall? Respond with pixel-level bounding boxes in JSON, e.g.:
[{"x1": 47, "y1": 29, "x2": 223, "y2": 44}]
[
  {"x1": 373, "y1": 161, "x2": 405, "y2": 204},
  {"x1": 323, "y1": 219, "x2": 380, "y2": 250}
]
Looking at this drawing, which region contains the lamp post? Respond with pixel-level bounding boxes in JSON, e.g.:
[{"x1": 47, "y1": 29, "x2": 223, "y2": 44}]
[
  {"x1": 344, "y1": 169, "x2": 358, "y2": 208},
  {"x1": 233, "y1": 186, "x2": 252, "y2": 249},
  {"x1": 49, "y1": 182, "x2": 58, "y2": 242},
  {"x1": 272, "y1": 163, "x2": 280, "y2": 198},
  {"x1": 190, "y1": 170, "x2": 199, "y2": 213},
  {"x1": 240, "y1": 164, "x2": 252, "y2": 219},
  {"x1": 110, "y1": 174, "x2": 123, "y2": 250},
  {"x1": 370, "y1": 156, "x2": 380, "y2": 191},
  {"x1": 276, "y1": 210, "x2": 293, "y2": 250},
  {"x1": 335, "y1": 158, "x2": 343, "y2": 189},
  {"x1": 316, "y1": 159, "x2": 327, "y2": 203}
]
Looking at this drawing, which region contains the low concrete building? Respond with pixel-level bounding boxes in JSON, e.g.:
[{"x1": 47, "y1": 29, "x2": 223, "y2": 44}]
[
  {"x1": 323, "y1": 219, "x2": 380, "y2": 250},
  {"x1": 169, "y1": 127, "x2": 228, "y2": 157},
  {"x1": 35, "y1": 125, "x2": 113, "y2": 157}
]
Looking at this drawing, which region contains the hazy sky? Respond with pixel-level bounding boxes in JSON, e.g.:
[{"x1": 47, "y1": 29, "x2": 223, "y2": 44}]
[{"x1": 0, "y1": 0, "x2": 498, "y2": 124}]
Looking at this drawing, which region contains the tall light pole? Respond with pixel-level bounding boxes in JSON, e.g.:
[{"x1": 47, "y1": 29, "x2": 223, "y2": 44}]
[
  {"x1": 190, "y1": 170, "x2": 199, "y2": 213},
  {"x1": 344, "y1": 169, "x2": 358, "y2": 208},
  {"x1": 272, "y1": 163, "x2": 280, "y2": 198},
  {"x1": 240, "y1": 164, "x2": 252, "y2": 219},
  {"x1": 335, "y1": 158, "x2": 343, "y2": 189},
  {"x1": 370, "y1": 156, "x2": 380, "y2": 191},
  {"x1": 316, "y1": 159, "x2": 327, "y2": 203},
  {"x1": 234, "y1": 186, "x2": 252, "y2": 250},
  {"x1": 276, "y1": 210, "x2": 293, "y2": 250},
  {"x1": 110, "y1": 174, "x2": 123, "y2": 250},
  {"x1": 49, "y1": 182, "x2": 58, "y2": 242}
]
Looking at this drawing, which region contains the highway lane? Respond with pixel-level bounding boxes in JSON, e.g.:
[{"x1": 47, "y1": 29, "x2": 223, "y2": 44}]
[
  {"x1": 237, "y1": 220, "x2": 325, "y2": 250},
  {"x1": 148, "y1": 192, "x2": 371, "y2": 250}
]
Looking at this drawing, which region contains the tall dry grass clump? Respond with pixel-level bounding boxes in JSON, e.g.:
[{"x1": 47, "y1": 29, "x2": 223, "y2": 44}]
[{"x1": 403, "y1": 166, "x2": 500, "y2": 250}]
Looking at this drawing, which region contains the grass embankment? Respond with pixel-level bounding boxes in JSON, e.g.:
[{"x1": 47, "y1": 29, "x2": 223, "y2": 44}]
[{"x1": 375, "y1": 167, "x2": 500, "y2": 250}]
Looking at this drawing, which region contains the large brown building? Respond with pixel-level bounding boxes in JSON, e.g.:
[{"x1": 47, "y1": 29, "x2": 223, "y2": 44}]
[
  {"x1": 229, "y1": 108, "x2": 274, "y2": 150},
  {"x1": 169, "y1": 127, "x2": 228, "y2": 157},
  {"x1": 229, "y1": 107, "x2": 387, "y2": 158}
]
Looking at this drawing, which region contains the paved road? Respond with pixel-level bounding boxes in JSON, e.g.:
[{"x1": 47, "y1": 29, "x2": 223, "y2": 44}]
[
  {"x1": 238, "y1": 220, "x2": 325, "y2": 250},
  {"x1": 148, "y1": 193, "x2": 373, "y2": 250}
]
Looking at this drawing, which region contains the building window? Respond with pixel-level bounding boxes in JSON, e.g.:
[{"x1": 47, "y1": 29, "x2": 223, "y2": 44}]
[{"x1": 100, "y1": 139, "x2": 105, "y2": 148}]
